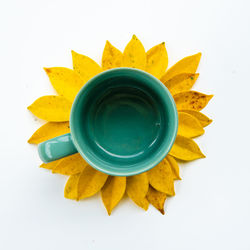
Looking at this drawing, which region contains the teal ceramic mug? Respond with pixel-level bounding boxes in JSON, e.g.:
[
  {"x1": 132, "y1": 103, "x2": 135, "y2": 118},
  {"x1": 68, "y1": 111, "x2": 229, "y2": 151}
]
[{"x1": 38, "y1": 68, "x2": 178, "y2": 176}]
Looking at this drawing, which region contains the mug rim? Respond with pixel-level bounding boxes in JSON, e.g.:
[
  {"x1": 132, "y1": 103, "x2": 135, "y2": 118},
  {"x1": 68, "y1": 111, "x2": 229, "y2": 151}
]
[{"x1": 70, "y1": 67, "x2": 178, "y2": 176}]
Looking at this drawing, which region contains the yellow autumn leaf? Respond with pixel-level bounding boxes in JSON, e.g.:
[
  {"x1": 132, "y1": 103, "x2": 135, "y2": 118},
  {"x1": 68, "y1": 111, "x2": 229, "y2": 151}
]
[
  {"x1": 102, "y1": 41, "x2": 123, "y2": 70},
  {"x1": 40, "y1": 158, "x2": 62, "y2": 170},
  {"x1": 179, "y1": 109, "x2": 212, "y2": 127},
  {"x1": 148, "y1": 159, "x2": 175, "y2": 196},
  {"x1": 28, "y1": 95, "x2": 71, "y2": 122},
  {"x1": 146, "y1": 185, "x2": 167, "y2": 215},
  {"x1": 169, "y1": 135, "x2": 205, "y2": 161},
  {"x1": 178, "y1": 112, "x2": 205, "y2": 138},
  {"x1": 126, "y1": 173, "x2": 149, "y2": 210},
  {"x1": 174, "y1": 91, "x2": 213, "y2": 111},
  {"x1": 52, "y1": 153, "x2": 88, "y2": 175},
  {"x1": 164, "y1": 73, "x2": 199, "y2": 95},
  {"x1": 161, "y1": 52, "x2": 201, "y2": 82},
  {"x1": 146, "y1": 42, "x2": 168, "y2": 78},
  {"x1": 28, "y1": 122, "x2": 70, "y2": 144},
  {"x1": 72, "y1": 50, "x2": 102, "y2": 82},
  {"x1": 166, "y1": 155, "x2": 181, "y2": 180},
  {"x1": 64, "y1": 173, "x2": 81, "y2": 200},
  {"x1": 44, "y1": 67, "x2": 84, "y2": 102},
  {"x1": 29, "y1": 37, "x2": 213, "y2": 214},
  {"x1": 123, "y1": 35, "x2": 146, "y2": 70},
  {"x1": 101, "y1": 176, "x2": 126, "y2": 215},
  {"x1": 77, "y1": 165, "x2": 108, "y2": 200}
]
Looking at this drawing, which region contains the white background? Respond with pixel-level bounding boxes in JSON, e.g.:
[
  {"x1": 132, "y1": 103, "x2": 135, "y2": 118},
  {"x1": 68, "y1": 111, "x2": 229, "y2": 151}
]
[{"x1": 1, "y1": 0, "x2": 250, "y2": 249}]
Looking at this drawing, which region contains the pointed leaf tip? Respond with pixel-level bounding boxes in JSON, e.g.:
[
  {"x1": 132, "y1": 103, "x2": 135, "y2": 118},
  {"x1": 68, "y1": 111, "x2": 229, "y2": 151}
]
[
  {"x1": 28, "y1": 96, "x2": 71, "y2": 122},
  {"x1": 44, "y1": 67, "x2": 52, "y2": 74},
  {"x1": 123, "y1": 35, "x2": 146, "y2": 70},
  {"x1": 166, "y1": 155, "x2": 182, "y2": 180},
  {"x1": 101, "y1": 176, "x2": 126, "y2": 215},
  {"x1": 77, "y1": 165, "x2": 108, "y2": 200},
  {"x1": 161, "y1": 52, "x2": 202, "y2": 82},
  {"x1": 174, "y1": 91, "x2": 213, "y2": 111},
  {"x1": 178, "y1": 112, "x2": 205, "y2": 138},
  {"x1": 44, "y1": 67, "x2": 84, "y2": 102},
  {"x1": 148, "y1": 159, "x2": 175, "y2": 195},
  {"x1": 64, "y1": 173, "x2": 81, "y2": 200},
  {"x1": 28, "y1": 122, "x2": 70, "y2": 144},
  {"x1": 52, "y1": 153, "x2": 87, "y2": 175},
  {"x1": 126, "y1": 173, "x2": 149, "y2": 210},
  {"x1": 165, "y1": 73, "x2": 199, "y2": 96},
  {"x1": 72, "y1": 50, "x2": 102, "y2": 83},
  {"x1": 146, "y1": 186, "x2": 167, "y2": 214},
  {"x1": 40, "y1": 159, "x2": 62, "y2": 170},
  {"x1": 102, "y1": 41, "x2": 123, "y2": 70},
  {"x1": 179, "y1": 110, "x2": 213, "y2": 127},
  {"x1": 169, "y1": 135, "x2": 205, "y2": 161},
  {"x1": 146, "y1": 42, "x2": 168, "y2": 78}
]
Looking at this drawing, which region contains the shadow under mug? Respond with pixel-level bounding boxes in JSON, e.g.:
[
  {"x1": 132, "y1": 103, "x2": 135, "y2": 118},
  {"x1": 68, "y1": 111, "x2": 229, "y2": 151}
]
[{"x1": 38, "y1": 68, "x2": 178, "y2": 176}]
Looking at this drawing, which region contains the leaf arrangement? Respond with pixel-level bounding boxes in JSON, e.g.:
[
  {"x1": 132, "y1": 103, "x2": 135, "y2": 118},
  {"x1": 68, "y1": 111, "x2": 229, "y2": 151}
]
[{"x1": 28, "y1": 35, "x2": 213, "y2": 215}]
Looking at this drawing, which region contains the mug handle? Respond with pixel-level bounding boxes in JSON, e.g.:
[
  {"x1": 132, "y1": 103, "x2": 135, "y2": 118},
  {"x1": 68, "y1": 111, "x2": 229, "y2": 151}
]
[{"x1": 38, "y1": 133, "x2": 78, "y2": 163}]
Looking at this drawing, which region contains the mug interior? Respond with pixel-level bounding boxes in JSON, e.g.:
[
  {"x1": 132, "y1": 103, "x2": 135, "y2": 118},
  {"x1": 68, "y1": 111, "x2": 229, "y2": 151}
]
[{"x1": 70, "y1": 68, "x2": 178, "y2": 176}]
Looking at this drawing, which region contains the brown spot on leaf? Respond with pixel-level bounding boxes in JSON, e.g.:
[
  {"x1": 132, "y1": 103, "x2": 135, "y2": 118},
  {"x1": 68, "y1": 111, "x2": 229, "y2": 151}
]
[{"x1": 44, "y1": 68, "x2": 51, "y2": 74}]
